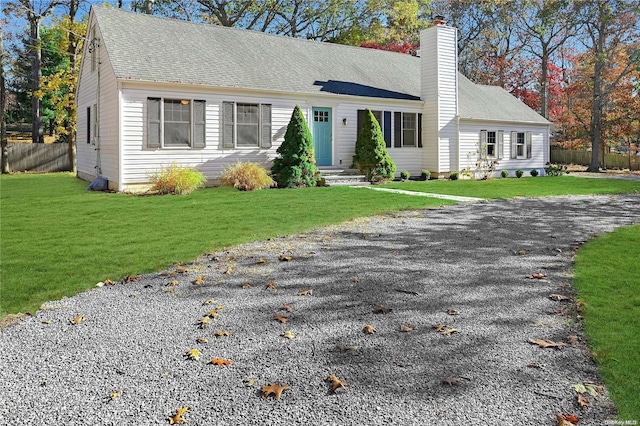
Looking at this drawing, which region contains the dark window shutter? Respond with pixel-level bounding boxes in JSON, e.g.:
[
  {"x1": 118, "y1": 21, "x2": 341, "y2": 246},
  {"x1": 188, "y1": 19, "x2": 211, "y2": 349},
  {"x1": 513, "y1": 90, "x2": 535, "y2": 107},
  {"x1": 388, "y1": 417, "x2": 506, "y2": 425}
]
[
  {"x1": 383, "y1": 111, "x2": 391, "y2": 148},
  {"x1": 526, "y1": 131, "x2": 532, "y2": 159},
  {"x1": 260, "y1": 104, "x2": 272, "y2": 149},
  {"x1": 147, "y1": 98, "x2": 161, "y2": 148},
  {"x1": 193, "y1": 100, "x2": 206, "y2": 148},
  {"x1": 394, "y1": 112, "x2": 402, "y2": 148},
  {"x1": 222, "y1": 102, "x2": 235, "y2": 149},
  {"x1": 87, "y1": 107, "x2": 91, "y2": 144},
  {"x1": 357, "y1": 109, "x2": 364, "y2": 140},
  {"x1": 497, "y1": 130, "x2": 504, "y2": 159},
  {"x1": 417, "y1": 113, "x2": 422, "y2": 148},
  {"x1": 510, "y1": 131, "x2": 517, "y2": 159},
  {"x1": 480, "y1": 130, "x2": 487, "y2": 158}
]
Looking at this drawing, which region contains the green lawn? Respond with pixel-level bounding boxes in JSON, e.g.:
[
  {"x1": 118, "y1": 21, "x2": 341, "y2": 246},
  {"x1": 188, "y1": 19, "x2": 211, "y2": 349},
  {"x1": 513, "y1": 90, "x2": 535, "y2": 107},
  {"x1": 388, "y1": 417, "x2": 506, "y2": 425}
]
[
  {"x1": 0, "y1": 173, "x2": 454, "y2": 317},
  {"x1": 381, "y1": 176, "x2": 640, "y2": 199},
  {"x1": 574, "y1": 225, "x2": 640, "y2": 420}
]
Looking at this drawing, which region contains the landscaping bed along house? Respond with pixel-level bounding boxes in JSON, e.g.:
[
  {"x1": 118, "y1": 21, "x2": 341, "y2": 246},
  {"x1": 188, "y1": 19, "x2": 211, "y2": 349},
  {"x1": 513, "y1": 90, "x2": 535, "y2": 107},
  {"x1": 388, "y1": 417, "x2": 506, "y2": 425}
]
[{"x1": 1, "y1": 194, "x2": 638, "y2": 425}]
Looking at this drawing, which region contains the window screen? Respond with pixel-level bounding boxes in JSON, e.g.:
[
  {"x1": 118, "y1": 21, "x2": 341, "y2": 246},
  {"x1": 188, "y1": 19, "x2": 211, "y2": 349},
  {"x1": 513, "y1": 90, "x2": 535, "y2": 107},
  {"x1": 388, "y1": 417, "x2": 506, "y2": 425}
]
[
  {"x1": 164, "y1": 99, "x2": 191, "y2": 147},
  {"x1": 237, "y1": 103, "x2": 259, "y2": 147}
]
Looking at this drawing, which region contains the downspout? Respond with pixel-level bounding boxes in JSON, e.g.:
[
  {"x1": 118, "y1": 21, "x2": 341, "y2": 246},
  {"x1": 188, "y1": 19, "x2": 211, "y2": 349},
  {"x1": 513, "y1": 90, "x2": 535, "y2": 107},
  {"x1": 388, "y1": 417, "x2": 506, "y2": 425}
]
[
  {"x1": 95, "y1": 36, "x2": 102, "y2": 177},
  {"x1": 117, "y1": 82, "x2": 123, "y2": 191}
]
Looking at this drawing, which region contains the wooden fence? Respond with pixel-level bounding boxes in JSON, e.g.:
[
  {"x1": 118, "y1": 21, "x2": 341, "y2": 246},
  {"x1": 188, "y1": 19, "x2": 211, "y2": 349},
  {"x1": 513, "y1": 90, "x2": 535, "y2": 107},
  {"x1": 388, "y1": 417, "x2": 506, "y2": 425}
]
[
  {"x1": 4, "y1": 143, "x2": 71, "y2": 173},
  {"x1": 551, "y1": 149, "x2": 640, "y2": 171}
]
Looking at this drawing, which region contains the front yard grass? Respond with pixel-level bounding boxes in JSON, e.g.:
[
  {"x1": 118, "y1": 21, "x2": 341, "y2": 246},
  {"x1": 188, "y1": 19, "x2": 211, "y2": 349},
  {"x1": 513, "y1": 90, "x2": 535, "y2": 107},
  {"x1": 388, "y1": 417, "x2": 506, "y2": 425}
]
[
  {"x1": 574, "y1": 224, "x2": 640, "y2": 420},
  {"x1": 0, "y1": 173, "x2": 454, "y2": 317},
  {"x1": 381, "y1": 175, "x2": 640, "y2": 199}
]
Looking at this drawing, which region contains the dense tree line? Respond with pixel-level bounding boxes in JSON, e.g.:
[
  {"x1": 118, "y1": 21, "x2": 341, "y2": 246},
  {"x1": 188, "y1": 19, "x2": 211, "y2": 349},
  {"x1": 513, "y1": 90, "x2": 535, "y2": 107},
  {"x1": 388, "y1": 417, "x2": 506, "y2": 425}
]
[{"x1": 2, "y1": 0, "x2": 639, "y2": 172}]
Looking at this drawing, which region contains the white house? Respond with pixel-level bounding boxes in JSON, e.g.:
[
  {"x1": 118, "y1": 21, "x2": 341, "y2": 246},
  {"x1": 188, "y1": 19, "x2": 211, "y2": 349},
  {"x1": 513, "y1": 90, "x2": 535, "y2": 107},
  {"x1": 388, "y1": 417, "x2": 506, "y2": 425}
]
[{"x1": 76, "y1": 7, "x2": 551, "y2": 192}]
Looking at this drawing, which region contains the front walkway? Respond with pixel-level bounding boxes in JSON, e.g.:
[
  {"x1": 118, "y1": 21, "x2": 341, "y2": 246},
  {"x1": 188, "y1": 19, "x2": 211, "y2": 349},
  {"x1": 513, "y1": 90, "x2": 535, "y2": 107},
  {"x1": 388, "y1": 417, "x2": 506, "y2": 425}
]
[{"x1": 355, "y1": 186, "x2": 485, "y2": 202}]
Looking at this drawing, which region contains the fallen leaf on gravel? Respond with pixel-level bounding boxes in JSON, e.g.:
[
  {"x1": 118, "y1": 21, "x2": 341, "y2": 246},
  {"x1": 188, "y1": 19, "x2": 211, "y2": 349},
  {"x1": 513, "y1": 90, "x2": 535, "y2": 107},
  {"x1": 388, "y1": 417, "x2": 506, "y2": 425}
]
[
  {"x1": 206, "y1": 310, "x2": 219, "y2": 318},
  {"x1": 526, "y1": 363, "x2": 544, "y2": 369},
  {"x1": 202, "y1": 298, "x2": 217, "y2": 305},
  {"x1": 123, "y1": 275, "x2": 142, "y2": 283},
  {"x1": 214, "y1": 330, "x2": 231, "y2": 337},
  {"x1": 256, "y1": 258, "x2": 266, "y2": 264},
  {"x1": 372, "y1": 304, "x2": 391, "y2": 314},
  {"x1": 351, "y1": 277, "x2": 359, "y2": 283},
  {"x1": 265, "y1": 282, "x2": 277, "y2": 290},
  {"x1": 281, "y1": 304, "x2": 295, "y2": 313},
  {"x1": 442, "y1": 377, "x2": 462, "y2": 386},
  {"x1": 433, "y1": 324, "x2": 446, "y2": 332},
  {"x1": 224, "y1": 266, "x2": 234, "y2": 275},
  {"x1": 549, "y1": 294, "x2": 571, "y2": 302},
  {"x1": 108, "y1": 390, "x2": 121, "y2": 402},
  {"x1": 185, "y1": 348, "x2": 201, "y2": 361},
  {"x1": 577, "y1": 394, "x2": 592, "y2": 407},
  {"x1": 41, "y1": 319, "x2": 51, "y2": 324},
  {"x1": 400, "y1": 323, "x2": 417, "y2": 332},
  {"x1": 243, "y1": 377, "x2": 257, "y2": 387},
  {"x1": 297, "y1": 289, "x2": 313, "y2": 296},
  {"x1": 282, "y1": 330, "x2": 295, "y2": 339},
  {"x1": 261, "y1": 383, "x2": 290, "y2": 399},
  {"x1": 210, "y1": 358, "x2": 231, "y2": 367},
  {"x1": 561, "y1": 414, "x2": 580, "y2": 423},
  {"x1": 516, "y1": 249, "x2": 527, "y2": 255},
  {"x1": 440, "y1": 328, "x2": 458, "y2": 336},
  {"x1": 529, "y1": 338, "x2": 567, "y2": 349},
  {"x1": 446, "y1": 309, "x2": 459, "y2": 315},
  {"x1": 273, "y1": 314, "x2": 288, "y2": 323},
  {"x1": 192, "y1": 275, "x2": 205, "y2": 285},
  {"x1": 103, "y1": 279, "x2": 116, "y2": 285},
  {"x1": 195, "y1": 337, "x2": 208, "y2": 344},
  {"x1": 574, "y1": 382, "x2": 604, "y2": 397},
  {"x1": 278, "y1": 255, "x2": 293, "y2": 262},
  {"x1": 525, "y1": 272, "x2": 548, "y2": 279},
  {"x1": 326, "y1": 375, "x2": 347, "y2": 392},
  {"x1": 169, "y1": 279, "x2": 179, "y2": 286},
  {"x1": 567, "y1": 335, "x2": 578, "y2": 345},
  {"x1": 362, "y1": 325, "x2": 376, "y2": 334},
  {"x1": 242, "y1": 282, "x2": 252, "y2": 289},
  {"x1": 70, "y1": 315, "x2": 86, "y2": 325},
  {"x1": 556, "y1": 414, "x2": 577, "y2": 426},
  {"x1": 169, "y1": 407, "x2": 190, "y2": 424},
  {"x1": 176, "y1": 266, "x2": 189, "y2": 274},
  {"x1": 215, "y1": 305, "x2": 225, "y2": 310},
  {"x1": 197, "y1": 317, "x2": 210, "y2": 329}
]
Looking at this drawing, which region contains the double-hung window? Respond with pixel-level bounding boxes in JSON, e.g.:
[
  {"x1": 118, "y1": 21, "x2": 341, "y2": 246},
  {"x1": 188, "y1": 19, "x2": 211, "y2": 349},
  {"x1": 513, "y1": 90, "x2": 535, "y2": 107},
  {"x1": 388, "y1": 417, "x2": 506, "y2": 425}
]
[
  {"x1": 510, "y1": 131, "x2": 532, "y2": 159},
  {"x1": 394, "y1": 112, "x2": 422, "y2": 148},
  {"x1": 221, "y1": 102, "x2": 272, "y2": 149},
  {"x1": 479, "y1": 130, "x2": 503, "y2": 158},
  {"x1": 147, "y1": 98, "x2": 206, "y2": 148},
  {"x1": 357, "y1": 109, "x2": 391, "y2": 147}
]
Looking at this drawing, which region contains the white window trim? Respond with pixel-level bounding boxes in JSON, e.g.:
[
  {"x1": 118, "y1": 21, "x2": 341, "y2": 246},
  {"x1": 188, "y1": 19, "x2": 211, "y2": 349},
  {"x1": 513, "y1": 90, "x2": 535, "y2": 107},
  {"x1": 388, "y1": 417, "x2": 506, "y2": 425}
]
[
  {"x1": 222, "y1": 101, "x2": 272, "y2": 149},
  {"x1": 400, "y1": 112, "x2": 417, "y2": 148},
  {"x1": 148, "y1": 97, "x2": 205, "y2": 149}
]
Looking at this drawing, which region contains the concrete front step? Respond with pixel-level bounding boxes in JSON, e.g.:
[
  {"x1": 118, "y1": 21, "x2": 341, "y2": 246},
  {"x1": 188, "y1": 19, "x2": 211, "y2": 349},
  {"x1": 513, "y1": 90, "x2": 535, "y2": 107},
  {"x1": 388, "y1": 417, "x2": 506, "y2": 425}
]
[{"x1": 321, "y1": 173, "x2": 370, "y2": 187}]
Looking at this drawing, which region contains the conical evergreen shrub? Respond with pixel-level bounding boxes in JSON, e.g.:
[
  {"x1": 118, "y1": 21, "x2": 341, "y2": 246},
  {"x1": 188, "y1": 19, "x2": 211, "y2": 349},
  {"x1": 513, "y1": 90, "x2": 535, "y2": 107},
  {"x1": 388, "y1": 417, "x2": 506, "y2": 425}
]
[
  {"x1": 353, "y1": 109, "x2": 396, "y2": 182},
  {"x1": 271, "y1": 105, "x2": 319, "y2": 188}
]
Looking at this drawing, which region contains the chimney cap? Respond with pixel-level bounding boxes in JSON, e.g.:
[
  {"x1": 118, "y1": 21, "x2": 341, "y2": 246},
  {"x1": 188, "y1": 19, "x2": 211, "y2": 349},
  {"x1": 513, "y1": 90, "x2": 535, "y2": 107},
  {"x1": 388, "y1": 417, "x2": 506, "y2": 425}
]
[{"x1": 433, "y1": 15, "x2": 447, "y2": 26}]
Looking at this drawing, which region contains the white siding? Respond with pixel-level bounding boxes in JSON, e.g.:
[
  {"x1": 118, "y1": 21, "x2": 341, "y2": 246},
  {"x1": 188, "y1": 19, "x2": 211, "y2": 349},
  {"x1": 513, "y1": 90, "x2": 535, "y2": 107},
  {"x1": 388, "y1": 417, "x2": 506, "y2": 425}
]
[
  {"x1": 458, "y1": 120, "x2": 549, "y2": 175},
  {"x1": 76, "y1": 12, "x2": 119, "y2": 188}
]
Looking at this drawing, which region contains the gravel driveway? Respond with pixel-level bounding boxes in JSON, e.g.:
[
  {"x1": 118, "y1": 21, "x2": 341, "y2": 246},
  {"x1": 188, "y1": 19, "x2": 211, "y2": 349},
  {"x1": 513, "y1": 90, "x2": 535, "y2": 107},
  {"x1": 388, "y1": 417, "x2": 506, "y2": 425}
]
[{"x1": 1, "y1": 194, "x2": 639, "y2": 426}]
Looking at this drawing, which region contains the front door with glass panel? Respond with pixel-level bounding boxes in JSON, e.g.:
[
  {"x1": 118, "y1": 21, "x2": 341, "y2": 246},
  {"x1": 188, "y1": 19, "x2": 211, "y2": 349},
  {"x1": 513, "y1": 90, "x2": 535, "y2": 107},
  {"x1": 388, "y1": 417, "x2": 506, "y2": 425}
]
[{"x1": 312, "y1": 107, "x2": 332, "y2": 166}]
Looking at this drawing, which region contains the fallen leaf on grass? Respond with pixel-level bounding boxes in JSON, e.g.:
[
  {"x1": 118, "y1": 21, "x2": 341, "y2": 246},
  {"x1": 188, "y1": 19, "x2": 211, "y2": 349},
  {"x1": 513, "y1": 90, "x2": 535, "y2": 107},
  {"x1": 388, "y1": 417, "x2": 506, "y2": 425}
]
[
  {"x1": 372, "y1": 304, "x2": 391, "y2": 314},
  {"x1": 265, "y1": 282, "x2": 277, "y2": 291},
  {"x1": 278, "y1": 255, "x2": 293, "y2": 262},
  {"x1": 446, "y1": 309, "x2": 460, "y2": 315},
  {"x1": 362, "y1": 325, "x2": 376, "y2": 334},
  {"x1": 273, "y1": 314, "x2": 288, "y2": 324},
  {"x1": 185, "y1": 348, "x2": 201, "y2": 361},
  {"x1": 297, "y1": 289, "x2": 313, "y2": 296},
  {"x1": 442, "y1": 377, "x2": 462, "y2": 386},
  {"x1": 192, "y1": 275, "x2": 205, "y2": 285},
  {"x1": 197, "y1": 317, "x2": 210, "y2": 329},
  {"x1": 70, "y1": 315, "x2": 86, "y2": 325},
  {"x1": 260, "y1": 383, "x2": 289, "y2": 399},
  {"x1": 195, "y1": 337, "x2": 208, "y2": 344},
  {"x1": 400, "y1": 323, "x2": 417, "y2": 332},
  {"x1": 577, "y1": 394, "x2": 592, "y2": 407},
  {"x1": 529, "y1": 338, "x2": 567, "y2": 349},
  {"x1": 282, "y1": 330, "x2": 295, "y2": 339},
  {"x1": 526, "y1": 272, "x2": 548, "y2": 279},
  {"x1": 169, "y1": 407, "x2": 190, "y2": 424},
  {"x1": 209, "y1": 358, "x2": 231, "y2": 367},
  {"x1": 281, "y1": 304, "x2": 295, "y2": 313},
  {"x1": 549, "y1": 294, "x2": 571, "y2": 302},
  {"x1": 326, "y1": 375, "x2": 347, "y2": 392},
  {"x1": 556, "y1": 413, "x2": 577, "y2": 426},
  {"x1": 214, "y1": 330, "x2": 231, "y2": 337}
]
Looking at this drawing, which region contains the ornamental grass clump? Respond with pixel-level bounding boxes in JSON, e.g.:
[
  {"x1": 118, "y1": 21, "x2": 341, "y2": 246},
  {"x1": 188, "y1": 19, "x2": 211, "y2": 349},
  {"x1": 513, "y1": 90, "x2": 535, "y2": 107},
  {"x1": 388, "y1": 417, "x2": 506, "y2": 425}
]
[
  {"x1": 221, "y1": 162, "x2": 275, "y2": 191},
  {"x1": 271, "y1": 105, "x2": 319, "y2": 188},
  {"x1": 148, "y1": 163, "x2": 206, "y2": 195},
  {"x1": 352, "y1": 109, "x2": 396, "y2": 182}
]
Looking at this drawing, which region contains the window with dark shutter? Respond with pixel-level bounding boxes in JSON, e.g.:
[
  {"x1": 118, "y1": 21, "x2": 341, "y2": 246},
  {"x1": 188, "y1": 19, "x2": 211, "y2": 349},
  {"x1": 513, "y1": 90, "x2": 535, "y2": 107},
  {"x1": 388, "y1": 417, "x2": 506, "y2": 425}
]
[
  {"x1": 384, "y1": 111, "x2": 391, "y2": 148},
  {"x1": 147, "y1": 98, "x2": 161, "y2": 148},
  {"x1": 417, "y1": 113, "x2": 422, "y2": 148},
  {"x1": 260, "y1": 104, "x2": 272, "y2": 149},
  {"x1": 87, "y1": 107, "x2": 91, "y2": 144},
  {"x1": 222, "y1": 102, "x2": 235, "y2": 149},
  {"x1": 193, "y1": 100, "x2": 206, "y2": 148}
]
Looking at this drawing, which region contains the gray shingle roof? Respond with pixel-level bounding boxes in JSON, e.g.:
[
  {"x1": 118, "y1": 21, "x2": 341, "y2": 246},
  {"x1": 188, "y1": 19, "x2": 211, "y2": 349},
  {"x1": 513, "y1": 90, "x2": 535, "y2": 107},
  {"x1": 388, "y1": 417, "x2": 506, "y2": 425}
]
[{"x1": 92, "y1": 6, "x2": 549, "y2": 124}]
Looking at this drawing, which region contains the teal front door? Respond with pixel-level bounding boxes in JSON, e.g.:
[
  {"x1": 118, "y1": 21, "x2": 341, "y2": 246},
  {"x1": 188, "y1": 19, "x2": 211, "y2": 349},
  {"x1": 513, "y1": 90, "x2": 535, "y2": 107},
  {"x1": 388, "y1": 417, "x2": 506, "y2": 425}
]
[{"x1": 312, "y1": 107, "x2": 332, "y2": 166}]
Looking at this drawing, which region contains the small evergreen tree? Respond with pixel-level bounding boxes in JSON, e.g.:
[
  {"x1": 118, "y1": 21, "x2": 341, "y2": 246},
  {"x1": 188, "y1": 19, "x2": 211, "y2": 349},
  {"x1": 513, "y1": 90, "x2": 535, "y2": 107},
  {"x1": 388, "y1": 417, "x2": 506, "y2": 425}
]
[
  {"x1": 271, "y1": 105, "x2": 319, "y2": 188},
  {"x1": 352, "y1": 109, "x2": 396, "y2": 182}
]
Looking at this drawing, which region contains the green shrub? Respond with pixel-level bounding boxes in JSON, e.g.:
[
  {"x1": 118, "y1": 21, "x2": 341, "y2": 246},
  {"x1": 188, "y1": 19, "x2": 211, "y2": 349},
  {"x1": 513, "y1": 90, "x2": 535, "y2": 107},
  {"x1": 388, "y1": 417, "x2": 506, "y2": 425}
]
[
  {"x1": 400, "y1": 170, "x2": 410, "y2": 181},
  {"x1": 148, "y1": 163, "x2": 206, "y2": 195},
  {"x1": 221, "y1": 162, "x2": 274, "y2": 191},
  {"x1": 421, "y1": 169, "x2": 431, "y2": 181},
  {"x1": 352, "y1": 108, "x2": 396, "y2": 182},
  {"x1": 544, "y1": 162, "x2": 569, "y2": 176},
  {"x1": 449, "y1": 171, "x2": 459, "y2": 181},
  {"x1": 271, "y1": 105, "x2": 319, "y2": 188},
  {"x1": 530, "y1": 169, "x2": 539, "y2": 177},
  {"x1": 515, "y1": 169, "x2": 524, "y2": 178},
  {"x1": 500, "y1": 169, "x2": 509, "y2": 178}
]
